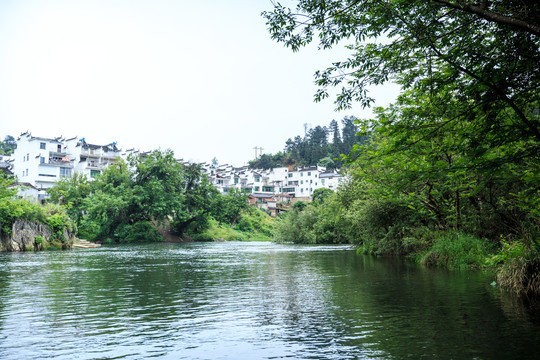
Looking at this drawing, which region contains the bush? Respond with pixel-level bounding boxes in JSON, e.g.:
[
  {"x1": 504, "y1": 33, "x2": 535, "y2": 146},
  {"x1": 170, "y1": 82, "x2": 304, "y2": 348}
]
[
  {"x1": 120, "y1": 221, "x2": 163, "y2": 243},
  {"x1": 421, "y1": 232, "x2": 493, "y2": 270},
  {"x1": 344, "y1": 198, "x2": 426, "y2": 254},
  {"x1": 488, "y1": 241, "x2": 540, "y2": 295}
]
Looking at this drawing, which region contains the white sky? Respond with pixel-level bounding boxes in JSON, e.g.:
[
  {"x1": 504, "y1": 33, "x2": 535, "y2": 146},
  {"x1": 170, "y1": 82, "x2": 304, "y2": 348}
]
[{"x1": 0, "y1": 0, "x2": 400, "y2": 165}]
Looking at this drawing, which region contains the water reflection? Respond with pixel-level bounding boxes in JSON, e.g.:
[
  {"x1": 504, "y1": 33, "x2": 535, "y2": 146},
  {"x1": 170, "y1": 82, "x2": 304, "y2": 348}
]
[{"x1": 0, "y1": 243, "x2": 539, "y2": 359}]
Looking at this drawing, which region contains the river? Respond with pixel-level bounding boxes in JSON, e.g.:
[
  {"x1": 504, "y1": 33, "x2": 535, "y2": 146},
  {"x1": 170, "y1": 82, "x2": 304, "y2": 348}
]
[{"x1": 0, "y1": 242, "x2": 539, "y2": 359}]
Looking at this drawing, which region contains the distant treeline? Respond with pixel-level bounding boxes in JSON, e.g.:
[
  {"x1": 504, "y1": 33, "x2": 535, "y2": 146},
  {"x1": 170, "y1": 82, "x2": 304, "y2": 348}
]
[{"x1": 248, "y1": 116, "x2": 366, "y2": 169}]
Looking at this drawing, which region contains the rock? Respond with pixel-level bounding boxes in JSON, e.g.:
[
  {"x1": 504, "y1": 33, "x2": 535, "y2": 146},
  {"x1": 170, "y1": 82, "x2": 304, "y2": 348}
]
[
  {"x1": 72, "y1": 239, "x2": 101, "y2": 249},
  {"x1": 0, "y1": 219, "x2": 75, "y2": 252}
]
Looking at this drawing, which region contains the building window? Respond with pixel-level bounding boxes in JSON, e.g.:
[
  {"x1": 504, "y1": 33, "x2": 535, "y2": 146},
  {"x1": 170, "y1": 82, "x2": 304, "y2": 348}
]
[
  {"x1": 90, "y1": 170, "x2": 101, "y2": 178},
  {"x1": 301, "y1": 188, "x2": 304, "y2": 193},
  {"x1": 40, "y1": 142, "x2": 46, "y2": 149},
  {"x1": 300, "y1": 172, "x2": 303, "y2": 176},
  {"x1": 234, "y1": 178, "x2": 239, "y2": 184},
  {"x1": 308, "y1": 172, "x2": 311, "y2": 176},
  {"x1": 283, "y1": 187, "x2": 295, "y2": 192},
  {"x1": 40, "y1": 157, "x2": 45, "y2": 164},
  {"x1": 255, "y1": 177, "x2": 260, "y2": 182},
  {"x1": 25, "y1": 169, "x2": 28, "y2": 176},
  {"x1": 301, "y1": 180, "x2": 303, "y2": 184},
  {"x1": 60, "y1": 168, "x2": 72, "y2": 178},
  {"x1": 262, "y1": 186, "x2": 273, "y2": 192},
  {"x1": 310, "y1": 180, "x2": 313, "y2": 184},
  {"x1": 26, "y1": 153, "x2": 29, "y2": 161},
  {"x1": 254, "y1": 186, "x2": 260, "y2": 191},
  {"x1": 288, "y1": 173, "x2": 292, "y2": 178},
  {"x1": 321, "y1": 179, "x2": 325, "y2": 184}
]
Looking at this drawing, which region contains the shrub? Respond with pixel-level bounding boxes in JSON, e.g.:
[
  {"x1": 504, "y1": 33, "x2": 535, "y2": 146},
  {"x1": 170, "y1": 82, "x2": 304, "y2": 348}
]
[
  {"x1": 421, "y1": 232, "x2": 493, "y2": 270},
  {"x1": 122, "y1": 221, "x2": 163, "y2": 243},
  {"x1": 488, "y1": 241, "x2": 540, "y2": 295}
]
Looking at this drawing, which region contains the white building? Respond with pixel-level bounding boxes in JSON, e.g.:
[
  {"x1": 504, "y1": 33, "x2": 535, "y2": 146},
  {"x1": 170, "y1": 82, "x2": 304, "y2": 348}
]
[
  {"x1": 201, "y1": 163, "x2": 344, "y2": 201},
  {"x1": 12, "y1": 132, "x2": 122, "y2": 200}
]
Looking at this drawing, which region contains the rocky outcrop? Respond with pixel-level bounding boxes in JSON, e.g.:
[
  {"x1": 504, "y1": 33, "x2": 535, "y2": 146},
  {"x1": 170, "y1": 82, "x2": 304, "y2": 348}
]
[{"x1": 0, "y1": 219, "x2": 75, "y2": 252}]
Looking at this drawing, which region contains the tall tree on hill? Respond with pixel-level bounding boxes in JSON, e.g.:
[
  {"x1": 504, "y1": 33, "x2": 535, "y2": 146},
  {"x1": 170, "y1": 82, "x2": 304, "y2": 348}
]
[
  {"x1": 309, "y1": 125, "x2": 329, "y2": 164},
  {"x1": 329, "y1": 120, "x2": 342, "y2": 157},
  {"x1": 341, "y1": 116, "x2": 360, "y2": 155}
]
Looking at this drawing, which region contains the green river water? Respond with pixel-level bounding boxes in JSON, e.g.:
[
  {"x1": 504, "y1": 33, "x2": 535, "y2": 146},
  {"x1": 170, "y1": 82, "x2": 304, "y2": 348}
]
[{"x1": 0, "y1": 242, "x2": 539, "y2": 359}]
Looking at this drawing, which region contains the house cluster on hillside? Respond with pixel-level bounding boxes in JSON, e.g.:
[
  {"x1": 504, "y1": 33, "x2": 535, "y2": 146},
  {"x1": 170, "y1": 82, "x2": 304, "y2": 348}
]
[
  {"x1": 200, "y1": 162, "x2": 342, "y2": 209},
  {"x1": 5, "y1": 132, "x2": 344, "y2": 206}
]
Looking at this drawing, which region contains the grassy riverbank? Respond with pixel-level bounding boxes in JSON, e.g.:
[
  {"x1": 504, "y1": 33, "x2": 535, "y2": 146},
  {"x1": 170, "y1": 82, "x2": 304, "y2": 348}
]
[{"x1": 189, "y1": 208, "x2": 275, "y2": 242}]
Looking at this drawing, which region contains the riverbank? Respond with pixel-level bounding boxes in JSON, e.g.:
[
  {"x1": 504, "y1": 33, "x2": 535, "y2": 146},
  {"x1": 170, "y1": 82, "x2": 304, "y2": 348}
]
[{"x1": 355, "y1": 230, "x2": 540, "y2": 297}]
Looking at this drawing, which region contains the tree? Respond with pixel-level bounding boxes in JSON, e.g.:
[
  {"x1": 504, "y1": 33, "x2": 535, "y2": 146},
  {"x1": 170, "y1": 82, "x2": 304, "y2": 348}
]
[
  {"x1": 211, "y1": 188, "x2": 250, "y2": 227},
  {"x1": 0, "y1": 173, "x2": 16, "y2": 200},
  {"x1": 341, "y1": 116, "x2": 360, "y2": 154},
  {"x1": 129, "y1": 150, "x2": 185, "y2": 225},
  {"x1": 263, "y1": 1, "x2": 540, "y2": 144},
  {"x1": 0, "y1": 135, "x2": 16, "y2": 155},
  {"x1": 329, "y1": 120, "x2": 342, "y2": 157},
  {"x1": 312, "y1": 188, "x2": 334, "y2": 204},
  {"x1": 172, "y1": 163, "x2": 219, "y2": 234}
]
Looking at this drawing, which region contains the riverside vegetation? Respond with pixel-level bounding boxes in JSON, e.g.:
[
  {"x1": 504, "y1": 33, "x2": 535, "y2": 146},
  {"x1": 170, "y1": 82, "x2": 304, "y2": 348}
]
[
  {"x1": 0, "y1": 174, "x2": 75, "y2": 250},
  {"x1": 0, "y1": 150, "x2": 274, "y2": 249},
  {"x1": 264, "y1": 0, "x2": 540, "y2": 296}
]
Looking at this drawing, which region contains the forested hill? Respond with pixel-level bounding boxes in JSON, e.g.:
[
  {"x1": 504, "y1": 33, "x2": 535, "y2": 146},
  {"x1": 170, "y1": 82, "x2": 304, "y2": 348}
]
[{"x1": 248, "y1": 116, "x2": 367, "y2": 169}]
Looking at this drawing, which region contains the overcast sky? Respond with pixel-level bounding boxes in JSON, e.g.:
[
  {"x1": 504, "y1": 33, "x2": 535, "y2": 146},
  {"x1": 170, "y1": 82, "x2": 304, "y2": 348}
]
[{"x1": 0, "y1": 0, "x2": 400, "y2": 165}]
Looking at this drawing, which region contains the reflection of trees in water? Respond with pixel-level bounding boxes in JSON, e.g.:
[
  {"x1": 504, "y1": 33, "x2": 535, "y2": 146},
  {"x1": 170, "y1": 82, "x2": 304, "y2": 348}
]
[{"x1": 498, "y1": 291, "x2": 540, "y2": 325}]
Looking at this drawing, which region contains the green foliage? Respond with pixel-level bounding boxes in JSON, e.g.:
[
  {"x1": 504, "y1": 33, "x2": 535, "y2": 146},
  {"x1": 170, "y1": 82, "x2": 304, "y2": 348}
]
[
  {"x1": 0, "y1": 173, "x2": 16, "y2": 200},
  {"x1": 421, "y1": 232, "x2": 493, "y2": 270},
  {"x1": 172, "y1": 163, "x2": 219, "y2": 234},
  {"x1": 115, "y1": 221, "x2": 163, "y2": 243},
  {"x1": 0, "y1": 135, "x2": 16, "y2": 155},
  {"x1": 191, "y1": 218, "x2": 249, "y2": 242},
  {"x1": 210, "y1": 188, "x2": 249, "y2": 226},
  {"x1": 311, "y1": 188, "x2": 334, "y2": 204},
  {"x1": 193, "y1": 208, "x2": 275, "y2": 242},
  {"x1": 292, "y1": 201, "x2": 307, "y2": 212},
  {"x1": 274, "y1": 193, "x2": 351, "y2": 244},
  {"x1": 0, "y1": 196, "x2": 74, "y2": 250},
  {"x1": 0, "y1": 198, "x2": 45, "y2": 234},
  {"x1": 489, "y1": 241, "x2": 540, "y2": 295}
]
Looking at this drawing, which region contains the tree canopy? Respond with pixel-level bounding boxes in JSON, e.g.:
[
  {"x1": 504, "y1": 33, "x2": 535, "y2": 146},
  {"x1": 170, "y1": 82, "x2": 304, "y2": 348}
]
[{"x1": 263, "y1": 1, "x2": 539, "y2": 142}]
